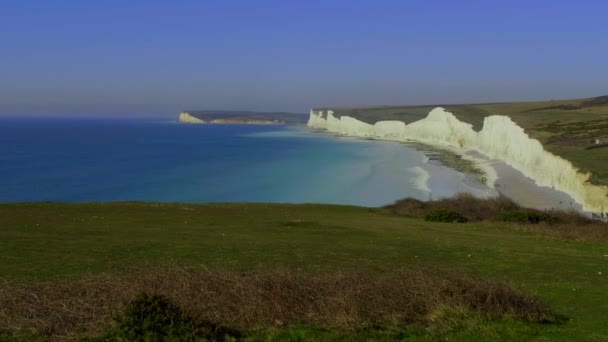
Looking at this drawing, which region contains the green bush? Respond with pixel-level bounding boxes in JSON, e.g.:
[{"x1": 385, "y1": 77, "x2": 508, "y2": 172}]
[
  {"x1": 497, "y1": 210, "x2": 561, "y2": 224},
  {"x1": 113, "y1": 293, "x2": 196, "y2": 341},
  {"x1": 424, "y1": 209, "x2": 468, "y2": 223},
  {"x1": 110, "y1": 293, "x2": 239, "y2": 341}
]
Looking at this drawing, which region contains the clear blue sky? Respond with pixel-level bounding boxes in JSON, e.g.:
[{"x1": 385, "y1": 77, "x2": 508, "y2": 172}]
[{"x1": 1, "y1": 0, "x2": 607, "y2": 117}]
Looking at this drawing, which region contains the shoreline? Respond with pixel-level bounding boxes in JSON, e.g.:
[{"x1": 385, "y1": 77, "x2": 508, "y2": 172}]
[
  {"x1": 306, "y1": 107, "x2": 608, "y2": 214},
  {"x1": 308, "y1": 128, "x2": 497, "y2": 202},
  {"x1": 492, "y1": 161, "x2": 583, "y2": 212},
  {"x1": 307, "y1": 124, "x2": 588, "y2": 215},
  {"x1": 304, "y1": 127, "x2": 494, "y2": 204}
]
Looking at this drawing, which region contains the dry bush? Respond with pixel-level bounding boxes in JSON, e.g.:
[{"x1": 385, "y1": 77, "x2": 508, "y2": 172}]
[
  {"x1": 543, "y1": 210, "x2": 595, "y2": 226},
  {"x1": 383, "y1": 197, "x2": 429, "y2": 218},
  {"x1": 0, "y1": 267, "x2": 553, "y2": 340},
  {"x1": 384, "y1": 193, "x2": 520, "y2": 221},
  {"x1": 384, "y1": 193, "x2": 606, "y2": 241}
]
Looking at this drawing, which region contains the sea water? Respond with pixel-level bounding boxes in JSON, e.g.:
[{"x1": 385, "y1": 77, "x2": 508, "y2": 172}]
[{"x1": 0, "y1": 118, "x2": 491, "y2": 206}]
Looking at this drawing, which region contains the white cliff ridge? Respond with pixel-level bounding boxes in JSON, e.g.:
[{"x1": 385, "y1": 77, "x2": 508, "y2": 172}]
[
  {"x1": 179, "y1": 112, "x2": 206, "y2": 124},
  {"x1": 307, "y1": 107, "x2": 608, "y2": 213}
]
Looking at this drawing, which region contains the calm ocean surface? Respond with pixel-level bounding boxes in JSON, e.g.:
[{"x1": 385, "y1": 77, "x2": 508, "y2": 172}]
[{"x1": 0, "y1": 118, "x2": 489, "y2": 206}]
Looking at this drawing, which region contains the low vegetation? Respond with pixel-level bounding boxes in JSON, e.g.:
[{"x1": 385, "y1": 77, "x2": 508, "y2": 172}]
[
  {"x1": 424, "y1": 208, "x2": 468, "y2": 223},
  {"x1": 384, "y1": 193, "x2": 585, "y2": 224},
  {"x1": 108, "y1": 292, "x2": 240, "y2": 341},
  {"x1": 0, "y1": 201, "x2": 606, "y2": 340},
  {"x1": 0, "y1": 267, "x2": 553, "y2": 340},
  {"x1": 496, "y1": 210, "x2": 561, "y2": 224},
  {"x1": 385, "y1": 193, "x2": 522, "y2": 221},
  {"x1": 385, "y1": 193, "x2": 608, "y2": 241}
]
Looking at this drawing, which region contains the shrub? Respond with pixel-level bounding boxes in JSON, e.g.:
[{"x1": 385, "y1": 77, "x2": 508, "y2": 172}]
[
  {"x1": 497, "y1": 210, "x2": 562, "y2": 225},
  {"x1": 113, "y1": 293, "x2": 197, "y2": 341},
  {"x1": 112, "y1": 293, "x2": 239, "y2": 341},
  {"x1": 497, "y1": 211, "x2": 537, "y2": 224},
  {"x1": 424, "y1": 209, "x2": 468, "y2": 223},
  {"x1": 385, "y1": 193, "x2": 519, "y2": 221}
]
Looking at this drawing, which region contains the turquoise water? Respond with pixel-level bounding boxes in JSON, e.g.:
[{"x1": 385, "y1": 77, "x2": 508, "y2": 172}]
[{"x1": 0, "y1": 118, "x2": 487, "y2": 206}]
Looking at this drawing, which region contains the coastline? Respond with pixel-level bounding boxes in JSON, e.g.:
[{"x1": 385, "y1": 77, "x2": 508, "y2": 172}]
[
  {"x1": 178, "y1": 111, "x2": 307, "y2": 125},
  {"x1": 179, "y1": 112, "x2": 285, "y2": 125},
  {"x1": 308, "y1": 128, "x2": 499, "y2": 204},
  {"x1": 492, "y1": 161, "x2": 583, "y2": 212},
  {"x1": 406, "y1": 142, "x2": 496, "y2": 187},
  {"x1": 307, "y1": 109, "x2": 602, "y2": 214},
  {"x1": 330, "y1": 129, "x2": 583, "y2": 212},
  {"x1": 309, "y1": 128, "x2": 494, "y2": 188}
]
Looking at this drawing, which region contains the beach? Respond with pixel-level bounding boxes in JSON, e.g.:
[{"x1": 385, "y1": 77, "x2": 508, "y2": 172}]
[{"x1": 307, "y1": 107, "x2": 608, "y2": 214}]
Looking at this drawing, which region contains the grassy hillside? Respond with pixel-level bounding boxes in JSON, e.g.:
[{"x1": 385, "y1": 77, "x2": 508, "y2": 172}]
[
  {"x1": 1, "y1": 202, "x2": 607, "y2": 340},
  {"x1": 316, "y1": 95, "x2": 608, "y2": 186}
]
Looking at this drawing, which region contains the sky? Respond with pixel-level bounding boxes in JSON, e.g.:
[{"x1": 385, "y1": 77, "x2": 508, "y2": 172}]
[{"x1": 1, "y1": 0, "x2": 607, "y2": 117}]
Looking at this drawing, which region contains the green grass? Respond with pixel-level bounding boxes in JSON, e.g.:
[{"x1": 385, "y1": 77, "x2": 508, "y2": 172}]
[
  {"x1": 1, "y1": 202, "x2": 607, "y2": 340},
  {"x1": 243, "y1": 317, "x2": 558, "y2": 342}
]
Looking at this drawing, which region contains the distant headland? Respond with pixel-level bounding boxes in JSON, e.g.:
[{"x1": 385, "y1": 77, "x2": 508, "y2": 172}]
[{"x1": 179, "y1": 111, "x2": 308, "y2": 125}]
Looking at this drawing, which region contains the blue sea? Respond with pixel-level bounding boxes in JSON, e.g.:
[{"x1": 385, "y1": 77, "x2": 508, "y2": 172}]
[{"x1": 0, "y1": 118, "x2": 489, "y2": 206}]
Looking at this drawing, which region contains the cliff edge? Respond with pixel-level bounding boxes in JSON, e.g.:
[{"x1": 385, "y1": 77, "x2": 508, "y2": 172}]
[{"x1": 308, "y1": 107, "x2": 608, "y2": 213}]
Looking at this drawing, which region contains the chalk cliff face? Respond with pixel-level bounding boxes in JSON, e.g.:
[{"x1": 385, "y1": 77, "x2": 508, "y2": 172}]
[
  {"x1": 307, "y1": 108, "x2": 608, "y2": 213},
  {"x1": 179, "y1": 112, "x2": 206, "y2": 124}
]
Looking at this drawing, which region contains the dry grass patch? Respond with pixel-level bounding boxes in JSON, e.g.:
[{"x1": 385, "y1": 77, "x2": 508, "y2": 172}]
[
  {"x1": 384, "y1": 193, "x2": 520, "y2": 221},
  {"x1": 0, "y1": 266, "x2": 553, "y2": 340},
  {"x1": 384, "y1": 193, "x2": 608, "y2": 241}
]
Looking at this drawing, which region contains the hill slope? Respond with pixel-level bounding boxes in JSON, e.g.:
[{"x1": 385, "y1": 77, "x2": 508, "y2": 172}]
[{"x1": 1, "y1": 202, "x2": 607, "y2": 340}]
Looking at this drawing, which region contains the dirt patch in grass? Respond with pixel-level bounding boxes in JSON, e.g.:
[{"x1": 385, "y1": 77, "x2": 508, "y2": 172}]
[{"x1": 0, "y1": 266, "x2": 554, "y2": 340}]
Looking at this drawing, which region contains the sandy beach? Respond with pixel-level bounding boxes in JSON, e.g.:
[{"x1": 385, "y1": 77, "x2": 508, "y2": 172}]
[
  {"x1": 384, "y1": 142, "x2": 587, "y2": 215},
  {"x1": 491, "y1": 161, "x2": 583, "y2": 212},
  {"x1": 459, "y1": 150, "x2": 584, "y2": 213}
]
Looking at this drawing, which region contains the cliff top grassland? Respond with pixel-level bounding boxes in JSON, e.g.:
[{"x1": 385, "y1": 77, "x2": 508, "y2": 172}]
[
  {"x1": 1, "y1": 201, "x2": 607, "y2": 340},
  {"x1": 183, "y1": 110, "x2": 309, "y2": 125},
  {"x1": 316, "y1": 95, "x2": 608, "y2": 186}
]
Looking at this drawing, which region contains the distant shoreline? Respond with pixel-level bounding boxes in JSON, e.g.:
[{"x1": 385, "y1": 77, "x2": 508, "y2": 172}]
[{"x1": 178, "y1": 111, "x2": 307, "y2": 125}]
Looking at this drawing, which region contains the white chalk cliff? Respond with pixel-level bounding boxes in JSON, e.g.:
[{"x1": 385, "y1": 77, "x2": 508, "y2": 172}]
[
  {"x1": 179, "y1": 112, "x2": 206, "y2": 124},
  {"x1": 307, "y1": 108, "x2": 608, "y2": 213}
]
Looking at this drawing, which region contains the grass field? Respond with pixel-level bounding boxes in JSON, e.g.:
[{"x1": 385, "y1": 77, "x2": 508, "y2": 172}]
[
  {"x1": 1, "y1": 202, "x2": 607, "y2": 340},
  {"x1": 318, "y1": 95, "x2": 608, "y2": 186}
]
